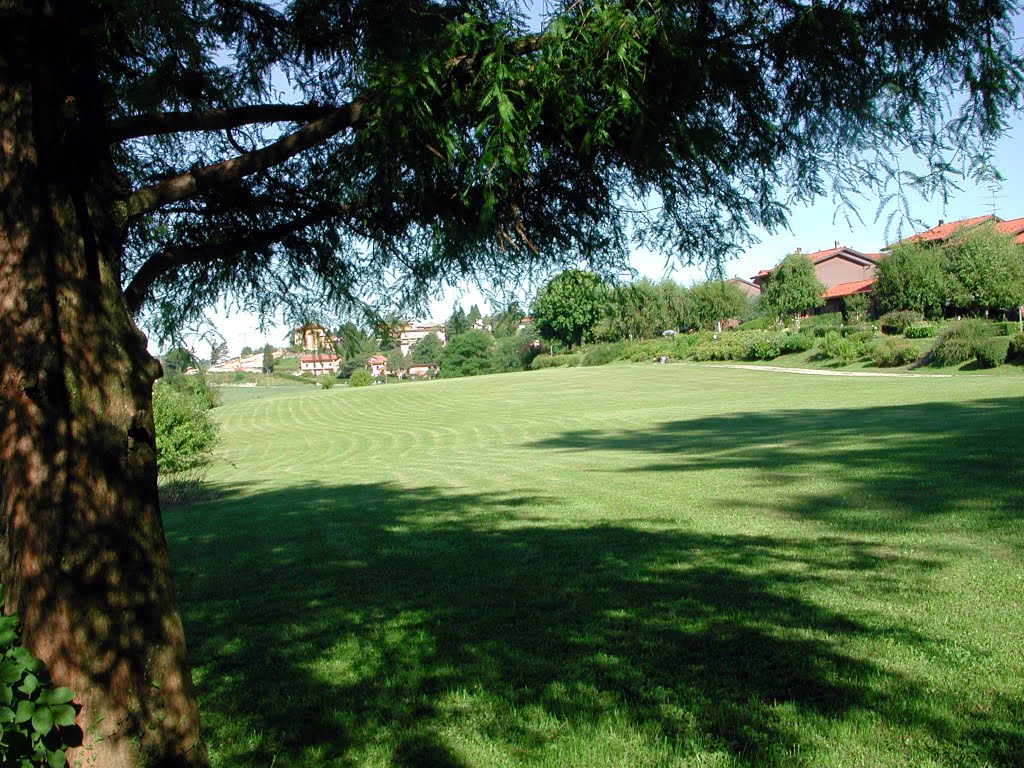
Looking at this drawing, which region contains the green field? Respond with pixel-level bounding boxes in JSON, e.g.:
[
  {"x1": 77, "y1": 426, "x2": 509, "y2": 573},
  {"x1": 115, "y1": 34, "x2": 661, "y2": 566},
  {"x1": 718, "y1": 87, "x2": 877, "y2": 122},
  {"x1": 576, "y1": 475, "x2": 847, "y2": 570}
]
[{"x1": 165, "y1": 364, "x2": 1024, "y2": 768}]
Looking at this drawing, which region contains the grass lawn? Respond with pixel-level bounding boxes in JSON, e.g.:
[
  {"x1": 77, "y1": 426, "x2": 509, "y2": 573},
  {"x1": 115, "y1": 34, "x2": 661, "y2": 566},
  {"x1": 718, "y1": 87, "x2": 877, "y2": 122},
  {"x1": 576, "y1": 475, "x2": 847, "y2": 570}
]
[{"x1": 165, "y1": 365, "x2": 1024, "y2": 768}]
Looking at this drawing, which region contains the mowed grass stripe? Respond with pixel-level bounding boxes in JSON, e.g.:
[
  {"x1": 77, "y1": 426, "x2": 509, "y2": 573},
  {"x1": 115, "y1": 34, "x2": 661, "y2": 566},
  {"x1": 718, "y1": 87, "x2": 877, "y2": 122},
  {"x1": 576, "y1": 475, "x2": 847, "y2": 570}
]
[{"x1": 169, "y1": 364, "x2": 1024, "y2": 768}]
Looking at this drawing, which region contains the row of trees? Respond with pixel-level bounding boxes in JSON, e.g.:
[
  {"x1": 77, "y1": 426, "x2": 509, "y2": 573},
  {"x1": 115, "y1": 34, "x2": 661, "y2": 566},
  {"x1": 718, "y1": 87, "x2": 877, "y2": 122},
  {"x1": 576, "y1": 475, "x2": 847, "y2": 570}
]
[
  {"x1": 874, "y1": 223, "x2": 1024, "y2": 318},
  {"x1": 530, "y1": 270, "x2": 761, "y2": 349}
]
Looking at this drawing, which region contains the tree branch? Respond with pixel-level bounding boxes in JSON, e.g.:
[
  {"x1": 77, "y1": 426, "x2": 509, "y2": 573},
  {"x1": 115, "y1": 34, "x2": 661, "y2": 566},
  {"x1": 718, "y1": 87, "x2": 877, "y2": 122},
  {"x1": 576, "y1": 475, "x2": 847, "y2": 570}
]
[
  {"x1": 109, "y1": 104, "x2": 339, "y2": 143},
  {"x1": 123, "y1": 204, "x2": 351, "y2": 314},
  {"x1": 117, "y1": 101, "x2": 363, "y2": 223},
  {"x1": 116, "y1": 32, "x2": 544, "y2": 224}
]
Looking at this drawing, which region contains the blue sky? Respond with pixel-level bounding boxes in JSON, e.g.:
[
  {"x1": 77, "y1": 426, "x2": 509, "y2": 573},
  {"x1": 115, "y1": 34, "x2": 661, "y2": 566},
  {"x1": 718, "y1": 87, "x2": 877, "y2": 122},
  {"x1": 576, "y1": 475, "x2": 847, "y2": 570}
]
[{"x1": 169, "y1": 7, "x2": 1024, "y2": 356}]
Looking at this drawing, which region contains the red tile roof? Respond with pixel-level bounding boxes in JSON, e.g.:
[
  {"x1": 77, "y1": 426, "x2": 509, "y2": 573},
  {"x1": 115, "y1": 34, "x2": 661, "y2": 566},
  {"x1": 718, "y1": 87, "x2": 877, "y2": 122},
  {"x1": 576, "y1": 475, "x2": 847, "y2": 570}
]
[
  {"x1": 300, "y1": 354, "x2": 340, "y2": 363},
  {"x1": 903, "y1": 215, "x2": 996, "y2": 244},
  {"x1": 823, "y1": 278, "x2": 876, "y2": 299},
  {"x1": 995, "y1": 217, "x2": 1024, "y2": 244}
]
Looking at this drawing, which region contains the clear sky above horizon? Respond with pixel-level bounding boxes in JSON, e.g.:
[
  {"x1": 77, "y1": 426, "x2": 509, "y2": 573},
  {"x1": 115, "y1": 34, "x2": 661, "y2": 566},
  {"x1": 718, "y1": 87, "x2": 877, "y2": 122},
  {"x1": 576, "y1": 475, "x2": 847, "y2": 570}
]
[{"x1": 162, "y1": 5, "x2": 1024, "y2": 358}]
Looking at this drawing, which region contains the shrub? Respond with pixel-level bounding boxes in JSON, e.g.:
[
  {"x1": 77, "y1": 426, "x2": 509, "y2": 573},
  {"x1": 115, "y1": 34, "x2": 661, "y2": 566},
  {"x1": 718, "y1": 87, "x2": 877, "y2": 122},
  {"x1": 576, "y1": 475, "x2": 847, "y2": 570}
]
[
  {"x1": 849, "y1": 330, "x2": 876, "y2": 343},
  {"x1": 320, "y1": 377, "x2": 335, "y2": 389},
  {"x1": 974, "y1": 337, "x2": 1010, "y2": 368},
  {"x1": 821, "y1": 331, "x2": 864, "y2": 364},
  {"x1": 153, "y1": 379, "x2": 218, "y2": 474},
  {"x1": 690, "y1": 337, "x2": 744, "y2": 361},
  {"x1": 870, "y1": 338, "x2": 920, "y2": 367},
  {"x1": 746, "y1": 335, "x2": 782, "y2": 360},
  {"x1": 993, "y1": 321, "x2": 1015, "y2": 336},
  {"x1": 530, "y1": 355, "x2": 570, "y2": 369},
  {"x1": 802, "y1": 313, "x2": 842, "y2": 332},
  {"x1": 779, "y1": 332, "x2": 814, "y2": 353},
  {"x1": 581, "y1": 342, "x2": 627, "y2": 367},
  {"x1": 737, "y1": 316, "x2": 776, "y2": 330},
  {"x1": 904, "y1": 323, "x2": 937, "y2": 338},
  {"x1": 928, "y1": 319, "x2": 996, "y2": 367},
  {"x1": 839, "y1": 323, "x2": 872, "y2": 337},
  {"x1": 0, "y1": 585, "x2": 78, "y2": 768},
  {"x1": 1008, "y1": 333, "x2": 1024, "y2": 364},
  {"x1": 348, "y1": 369, "x2": 373, "y2": 387},
  {"x1": 878, "y1": 310, "x2": 924, "y2": 335}
]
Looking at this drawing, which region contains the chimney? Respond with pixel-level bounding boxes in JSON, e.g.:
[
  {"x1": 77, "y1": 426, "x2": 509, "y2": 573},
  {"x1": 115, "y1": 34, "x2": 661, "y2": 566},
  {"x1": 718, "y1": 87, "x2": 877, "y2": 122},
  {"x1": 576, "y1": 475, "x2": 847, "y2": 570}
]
[
  {"x1": 834, "y1": 240, "x2": 840, "y2": 249},
  {"x1": 938, "y1": 219, "x2": 944, "y2": 226},
  {"x1": 795, "y1": 247, "x2": 802, "y2": 254}
]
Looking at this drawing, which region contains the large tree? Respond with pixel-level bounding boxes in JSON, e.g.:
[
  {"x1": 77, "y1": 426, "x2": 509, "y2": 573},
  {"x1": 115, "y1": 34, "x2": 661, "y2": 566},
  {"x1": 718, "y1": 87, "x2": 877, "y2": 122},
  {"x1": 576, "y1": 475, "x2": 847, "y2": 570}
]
[
  {"x1": 760, "y1": 253, "x2": 827, "y2": 322},
  {"x1": 686, "y1": 280, "x2": 751, "y2": 331},
  {"x1": 1, "y1": 1, "x2": 1021, "y2": 766},
  {"x1": 532, "y1": 269, "x2": 608, "y2": 349},
  {"x1": 874, "y1": 240, "x2": 949, "y2": 318},
  {"x1": 944, "y1": 222, "x2": 1024, "y2": 316}
]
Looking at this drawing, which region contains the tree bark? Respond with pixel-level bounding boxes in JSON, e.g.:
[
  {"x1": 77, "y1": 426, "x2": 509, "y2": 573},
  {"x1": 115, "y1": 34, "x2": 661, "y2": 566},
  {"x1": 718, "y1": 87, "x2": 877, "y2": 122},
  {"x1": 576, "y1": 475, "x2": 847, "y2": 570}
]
[{"x1": 0, "y1": 3, "x2": 206, "y2": 766}]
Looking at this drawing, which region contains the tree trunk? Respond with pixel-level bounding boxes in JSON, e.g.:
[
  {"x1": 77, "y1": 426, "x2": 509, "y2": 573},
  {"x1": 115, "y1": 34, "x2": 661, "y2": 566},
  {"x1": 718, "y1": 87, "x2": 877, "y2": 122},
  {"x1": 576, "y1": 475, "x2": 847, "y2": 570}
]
[{"x1": 0, "y1": 3, "x2": 206, "y2": 766}]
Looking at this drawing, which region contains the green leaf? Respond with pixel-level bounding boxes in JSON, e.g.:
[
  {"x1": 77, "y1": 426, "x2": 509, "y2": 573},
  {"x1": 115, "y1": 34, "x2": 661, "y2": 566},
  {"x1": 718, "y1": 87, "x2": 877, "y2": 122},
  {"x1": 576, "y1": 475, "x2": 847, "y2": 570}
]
[
  {"x1": 14, "y1": 699, "x2": 33, "y2": 723},
  {"x1": 31, "y1": 704, "x2": 53, "y2": 734},
  {"x1": 38, "y1": 688, "x2": 74, "y2": 706},
  {"x1": 0, "y1": 705, "x2": 14, "y2": 722},
  {"x1": 0, "y1": 661, "x2": 22, "y2": 684},
  {"x1": 48, "y1": 749, "x2": 67, "y2": 768},
  {"x1": 10, "y1": 648, "x2": 42, "y2": 672},
  {"x1": 17, "y1": 673, "x2": 38, "y2": 696},
  {"x1": 0, "y1": 685, "x2": 11, "y2": 705},
  {"x1": 50, "y1": 705, "x2": 76, "y2": 727}
]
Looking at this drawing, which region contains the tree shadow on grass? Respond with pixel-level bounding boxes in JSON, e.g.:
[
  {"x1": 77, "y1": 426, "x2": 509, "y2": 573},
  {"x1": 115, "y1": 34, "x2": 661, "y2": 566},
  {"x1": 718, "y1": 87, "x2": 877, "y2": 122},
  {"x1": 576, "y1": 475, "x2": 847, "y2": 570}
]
[
  {"x1": 532, "y1": 396, "x2": 1024, "y2": 534},
  {"x1": 163, "y1": 479, "x2": 1014, "y2": 768}
]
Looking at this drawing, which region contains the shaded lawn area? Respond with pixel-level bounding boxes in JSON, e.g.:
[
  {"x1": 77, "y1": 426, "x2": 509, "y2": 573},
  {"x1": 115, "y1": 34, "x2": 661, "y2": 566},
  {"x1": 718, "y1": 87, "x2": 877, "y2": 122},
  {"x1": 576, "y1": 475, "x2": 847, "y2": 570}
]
[{"x1": 165, "y1": 368, "x2": 1024, "y2": 768}]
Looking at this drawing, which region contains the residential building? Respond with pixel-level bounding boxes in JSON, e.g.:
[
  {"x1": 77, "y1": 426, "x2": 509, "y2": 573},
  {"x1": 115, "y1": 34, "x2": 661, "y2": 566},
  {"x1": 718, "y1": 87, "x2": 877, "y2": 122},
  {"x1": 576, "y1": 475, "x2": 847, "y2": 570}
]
[
  {"x1": 368, "y1": 355, "x2": 388, "y2": 377},
  {"x1": 290, "y1": 324, "x2": 336, "y2": 352},
  {"x1": 398, "y1": 324, "x2": 446, "y2": 356},
  {"x1": 893, "y1": 214, "x2": 1024, "y2": 247},
  {"x1": 208, "y1": 350, "x2": 282, "y2": 373},
  {"x1": 753, "y1": 245, "x2": 880, "y2": 315},
  {"x1": 407, "y1": 363, "x2": 439, "y2": 377},
  {"x1": 299, "y1": 354, "x2": 340, "y2": 375},
  {"x1": 725, "y1": 277, "x2": 761, "y2": 298}
]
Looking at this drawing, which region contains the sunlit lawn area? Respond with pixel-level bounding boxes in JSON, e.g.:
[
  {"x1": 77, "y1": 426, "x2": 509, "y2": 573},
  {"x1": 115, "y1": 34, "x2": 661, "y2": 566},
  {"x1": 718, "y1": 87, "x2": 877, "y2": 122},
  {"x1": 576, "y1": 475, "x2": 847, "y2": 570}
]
[{"x1": 165, "y1": 364, "x2": 1024, "y2": 767}]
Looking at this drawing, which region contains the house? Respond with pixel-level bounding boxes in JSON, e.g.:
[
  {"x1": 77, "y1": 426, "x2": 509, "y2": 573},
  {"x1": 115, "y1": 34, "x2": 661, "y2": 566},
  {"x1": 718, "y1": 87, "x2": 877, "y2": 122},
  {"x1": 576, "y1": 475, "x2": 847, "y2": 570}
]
[
  {"x1": 407, "y1": 363, "x2": 439, "y2": 378},
  {"x1": 893, "y1": 214, "x2": 1024, "y2": 247},
  {"x1": 290, "y1": 324, "x2": 336, "y2": 352},
  {"x1": 753, "y1": 245, "x2": 879, "y2": 292},
  {"x1": 207, "y1": 350, "x2": 282, "y2": 373},
  {"x1": 398, "y1": 324, "x2": 446, "y2": 356},
  {"x1": 299, "y1": 354, "x2": 340, "y2": 375},
  {"x1": 725, "y1": 277, "x2": 761, "y2": 298},
  {"x1": 517, "y1": 317, "x2": 533, "y2": 331},
  {"x1": 753, "y1": 245, "x2": 880, "y2": 315},
  {"x1": 368, "y1": 355, "x2": 388, "y2": 377}
]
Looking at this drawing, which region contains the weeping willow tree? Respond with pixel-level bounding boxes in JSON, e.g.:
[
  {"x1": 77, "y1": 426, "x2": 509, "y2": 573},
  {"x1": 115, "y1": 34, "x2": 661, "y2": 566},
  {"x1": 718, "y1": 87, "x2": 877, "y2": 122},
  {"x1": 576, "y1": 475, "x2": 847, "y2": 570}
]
[{"x1": 1, "y1": 1, "x2": 1021, "y2": 765}]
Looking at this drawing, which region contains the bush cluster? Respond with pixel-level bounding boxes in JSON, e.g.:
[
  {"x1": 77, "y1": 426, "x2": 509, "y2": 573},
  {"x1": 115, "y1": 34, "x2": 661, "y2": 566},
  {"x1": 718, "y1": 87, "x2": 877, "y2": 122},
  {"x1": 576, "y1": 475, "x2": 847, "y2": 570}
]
[
  {"x1": 974, "y1": 337, "x2": 1010, "y2": 368},
  {"x1": 1008, "y1": 333, "x2": 1024, "y2": 364},
  {"x1": 879, "y1": 310, "x2": 924, "y2": 335},
  {"x1": 870, "y1": 338, "x2": 920, "y2": 367},
  {"x1": 778, "y1": 332, "x2": 815, "y2": 353},
  {"x1": 821, "y1": 331, "x2": 865, "y2": 364},
  {"x1": 904, "y1": 323, "x2": 937, "y2": 338},
  {"x1": 582, "y1": 342, "x2": 635, "y2": 367},
  {"x1": 928, "y1": 319, "x2": 997, "y2": 367},
  {"x1": 747, "y1": 336, "x2": 782, "y2": 360},
  {"x1": 153, "y1": 377, "x2": 219, "y2": 474},
  {"x1": 348, "y1": 369, "x2": 373, "y2": 387}
]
